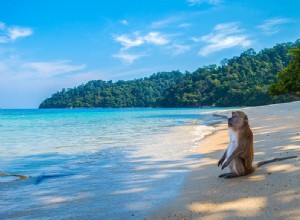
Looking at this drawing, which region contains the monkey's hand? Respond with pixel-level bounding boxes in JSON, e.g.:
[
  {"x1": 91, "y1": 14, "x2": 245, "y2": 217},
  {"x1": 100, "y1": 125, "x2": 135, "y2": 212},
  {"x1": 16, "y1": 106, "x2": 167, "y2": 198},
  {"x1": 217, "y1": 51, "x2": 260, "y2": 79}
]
[
  {"x1": 218, "y1": 158, "x2": 224, "y2": 167},
  {"x1": 221, "y1": 160, "x2": 230, "y2": 170}
]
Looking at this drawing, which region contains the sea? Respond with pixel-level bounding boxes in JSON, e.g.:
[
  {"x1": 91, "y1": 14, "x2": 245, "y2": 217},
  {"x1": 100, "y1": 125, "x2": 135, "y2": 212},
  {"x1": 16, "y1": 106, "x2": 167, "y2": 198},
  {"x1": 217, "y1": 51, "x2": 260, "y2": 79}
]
[{"x1": 0, "y1": 108, "x2": 227, "y2": 219}]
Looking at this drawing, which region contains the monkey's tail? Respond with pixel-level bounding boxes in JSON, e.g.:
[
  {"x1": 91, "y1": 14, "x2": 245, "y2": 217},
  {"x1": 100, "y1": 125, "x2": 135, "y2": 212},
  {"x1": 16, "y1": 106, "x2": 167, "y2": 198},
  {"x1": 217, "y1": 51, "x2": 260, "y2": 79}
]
[{"x1": 255, "y1": 155, "x2": 298, "y2": 168}]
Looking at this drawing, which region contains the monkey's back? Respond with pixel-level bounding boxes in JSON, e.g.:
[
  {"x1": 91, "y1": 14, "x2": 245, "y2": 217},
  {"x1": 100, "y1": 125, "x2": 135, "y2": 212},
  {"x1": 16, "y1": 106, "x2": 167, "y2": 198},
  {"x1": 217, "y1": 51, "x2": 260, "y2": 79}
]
[{"x1": 239, "y1": 124, "x2": 254, "y2": 174}]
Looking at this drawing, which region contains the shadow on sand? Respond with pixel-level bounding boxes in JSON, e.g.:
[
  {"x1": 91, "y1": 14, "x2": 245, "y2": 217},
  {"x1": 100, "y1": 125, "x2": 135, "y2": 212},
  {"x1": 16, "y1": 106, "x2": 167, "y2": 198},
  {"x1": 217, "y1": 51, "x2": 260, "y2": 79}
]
[{"x1": 147, "y1": 111, "x2": 299, "y2": 220}]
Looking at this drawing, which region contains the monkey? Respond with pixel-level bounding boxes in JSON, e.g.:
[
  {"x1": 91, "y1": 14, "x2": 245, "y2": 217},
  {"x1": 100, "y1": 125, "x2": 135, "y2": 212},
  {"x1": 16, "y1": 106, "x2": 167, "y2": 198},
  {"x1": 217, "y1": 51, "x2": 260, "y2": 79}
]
[{"x1": 218, "y1": 111, "x2": 297, "y2": 179}]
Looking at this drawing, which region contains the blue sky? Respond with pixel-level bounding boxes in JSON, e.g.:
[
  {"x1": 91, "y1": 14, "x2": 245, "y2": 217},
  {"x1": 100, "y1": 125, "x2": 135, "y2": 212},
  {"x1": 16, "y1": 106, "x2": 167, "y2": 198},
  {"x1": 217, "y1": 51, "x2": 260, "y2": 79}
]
[{"x1": 0, "y1": 0, "x2": 299, "y2": 108}]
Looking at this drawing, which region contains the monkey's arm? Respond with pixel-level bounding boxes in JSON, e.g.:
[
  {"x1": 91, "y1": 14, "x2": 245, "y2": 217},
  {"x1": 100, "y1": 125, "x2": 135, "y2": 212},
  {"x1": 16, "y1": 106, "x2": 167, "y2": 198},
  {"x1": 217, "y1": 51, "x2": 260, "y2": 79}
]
[
  {"x1": 218, "y1": 150, "x2": 227, "y2": 166},
  {"x1": 221, "y1": 148, "x2": 244, "y2": 170}
]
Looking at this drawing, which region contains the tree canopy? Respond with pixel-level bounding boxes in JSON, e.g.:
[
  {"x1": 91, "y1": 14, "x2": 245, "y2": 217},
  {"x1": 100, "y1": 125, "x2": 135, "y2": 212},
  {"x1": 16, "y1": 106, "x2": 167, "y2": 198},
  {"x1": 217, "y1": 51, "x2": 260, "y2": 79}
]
[
  {"x1": 270, "y1": 45, "x2": 300, "y2": 96},
  {"x1": 39, "y1": 40, "x2": 300, "y2": 108}
]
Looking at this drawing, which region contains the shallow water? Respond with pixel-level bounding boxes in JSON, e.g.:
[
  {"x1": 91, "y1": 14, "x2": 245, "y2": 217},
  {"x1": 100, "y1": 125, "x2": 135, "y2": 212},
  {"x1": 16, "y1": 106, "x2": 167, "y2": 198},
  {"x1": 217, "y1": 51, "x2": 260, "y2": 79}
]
[{"x1": 0, "y1": 108, "x2": 226, "y2": 219}]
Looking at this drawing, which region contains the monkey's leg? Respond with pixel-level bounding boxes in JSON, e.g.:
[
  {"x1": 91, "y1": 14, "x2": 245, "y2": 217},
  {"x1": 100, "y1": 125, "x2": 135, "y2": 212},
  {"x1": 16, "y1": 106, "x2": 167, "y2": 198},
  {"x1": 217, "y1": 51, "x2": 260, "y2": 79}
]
[
  {"x1": 218, "y1": 172, "x2": 232, "y2": 178},
  {"x1": 224, "y1": 173, "x2": 240, "y2": 179},
  {"x1": 221, "y1": 149, "x2": 243, "y2": 170},
  {"x1": 218, "y1": 150, "x2": 227, "y2": 167}
]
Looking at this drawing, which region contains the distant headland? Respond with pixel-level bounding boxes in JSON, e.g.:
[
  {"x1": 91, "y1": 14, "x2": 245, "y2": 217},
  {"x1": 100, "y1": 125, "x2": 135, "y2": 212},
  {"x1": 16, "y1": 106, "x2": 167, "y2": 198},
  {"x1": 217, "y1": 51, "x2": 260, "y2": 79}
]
[{"x1": 39, "y1": 39, "x2": 300, "y2": 109}]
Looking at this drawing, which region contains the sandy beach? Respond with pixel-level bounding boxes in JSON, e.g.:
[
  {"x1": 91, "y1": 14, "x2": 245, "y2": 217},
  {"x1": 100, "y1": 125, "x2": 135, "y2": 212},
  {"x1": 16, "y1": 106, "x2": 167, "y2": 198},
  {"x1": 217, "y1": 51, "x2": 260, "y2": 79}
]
[{"x1": 148, "y1": 101, "x2": 300, "y2": 220}]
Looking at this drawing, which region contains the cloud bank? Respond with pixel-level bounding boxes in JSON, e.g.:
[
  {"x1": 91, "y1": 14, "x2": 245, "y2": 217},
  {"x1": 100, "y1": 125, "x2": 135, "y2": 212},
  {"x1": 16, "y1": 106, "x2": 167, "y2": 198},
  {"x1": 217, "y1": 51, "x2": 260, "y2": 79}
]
[
  {"x1": 113, "y1": 31, "x2": 171, "y2": 63},
  {"x1": 114, "y1": 32, "x2": 169, "y2": 51},
  {"x1": 194, "y1": 22, "x2": 252, "y2": 56},
  {"x1": 258, "y1": 18, "x2": 293, "y2": 35},
  {"x1": 0, "y1": 21, "x2": 33, "y2": 43}
]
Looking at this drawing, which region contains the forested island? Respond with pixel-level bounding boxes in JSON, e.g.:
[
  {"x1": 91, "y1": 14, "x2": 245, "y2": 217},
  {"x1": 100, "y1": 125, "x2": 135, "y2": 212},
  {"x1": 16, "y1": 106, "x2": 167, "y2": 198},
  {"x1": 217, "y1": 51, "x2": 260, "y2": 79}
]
[{"x1": 39, "y1": 40, "x2": 300, "y2": 108}]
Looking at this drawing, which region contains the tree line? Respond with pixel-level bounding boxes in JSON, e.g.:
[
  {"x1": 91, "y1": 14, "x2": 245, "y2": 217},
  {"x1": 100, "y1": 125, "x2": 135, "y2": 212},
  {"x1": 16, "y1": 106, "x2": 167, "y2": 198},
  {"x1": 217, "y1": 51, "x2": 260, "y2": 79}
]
[{"x1": 39, "y1": 40, "x2": 300, "y2": 108}]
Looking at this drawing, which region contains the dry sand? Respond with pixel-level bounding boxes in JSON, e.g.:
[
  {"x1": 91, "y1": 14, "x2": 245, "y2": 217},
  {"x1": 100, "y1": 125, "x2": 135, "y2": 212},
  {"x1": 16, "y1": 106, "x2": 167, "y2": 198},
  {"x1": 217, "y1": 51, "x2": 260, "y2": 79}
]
[{"x1": 147, "y1": 101, "x2": 300, "y2": 220}]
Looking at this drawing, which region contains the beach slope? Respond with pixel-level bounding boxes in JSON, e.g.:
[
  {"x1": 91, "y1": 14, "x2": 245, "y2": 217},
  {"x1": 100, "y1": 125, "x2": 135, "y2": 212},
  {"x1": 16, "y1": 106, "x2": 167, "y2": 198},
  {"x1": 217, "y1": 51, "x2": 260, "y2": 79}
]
[{"x1": 148, "y1": 101, "x2": 300, "y2": 220}]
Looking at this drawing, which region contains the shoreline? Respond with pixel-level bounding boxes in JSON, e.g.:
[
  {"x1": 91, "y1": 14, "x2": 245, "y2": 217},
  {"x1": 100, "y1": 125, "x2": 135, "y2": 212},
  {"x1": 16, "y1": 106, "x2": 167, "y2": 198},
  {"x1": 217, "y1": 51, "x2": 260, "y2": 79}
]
[
  {"x1": 0, "y1": 108, "x2": 230, "y2": 220},
  {"x1": 147, "y1": 101, "x2": 300, "y2": 220}
]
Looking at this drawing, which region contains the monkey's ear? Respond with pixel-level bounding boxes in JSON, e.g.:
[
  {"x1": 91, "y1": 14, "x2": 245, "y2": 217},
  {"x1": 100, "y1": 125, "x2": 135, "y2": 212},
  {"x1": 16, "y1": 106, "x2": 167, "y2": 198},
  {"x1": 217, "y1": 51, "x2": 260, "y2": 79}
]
[{"x1": 244, "y1": 115, "x2": 249, "y2": 124}]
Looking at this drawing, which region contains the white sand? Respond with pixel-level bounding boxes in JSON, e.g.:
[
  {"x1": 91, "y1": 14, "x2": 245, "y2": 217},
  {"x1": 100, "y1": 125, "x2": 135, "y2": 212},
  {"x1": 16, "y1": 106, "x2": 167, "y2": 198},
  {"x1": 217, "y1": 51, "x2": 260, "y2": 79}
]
[{"x1": 147, "y1": 101, "x2": 300, "y2": 220}]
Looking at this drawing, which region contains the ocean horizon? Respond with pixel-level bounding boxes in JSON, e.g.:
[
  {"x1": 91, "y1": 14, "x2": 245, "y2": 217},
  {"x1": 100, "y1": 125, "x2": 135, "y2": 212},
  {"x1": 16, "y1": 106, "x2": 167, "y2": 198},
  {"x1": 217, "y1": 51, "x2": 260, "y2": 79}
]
[{"x1": 0, "y1": 108, "x2": 227, "y2": 219}]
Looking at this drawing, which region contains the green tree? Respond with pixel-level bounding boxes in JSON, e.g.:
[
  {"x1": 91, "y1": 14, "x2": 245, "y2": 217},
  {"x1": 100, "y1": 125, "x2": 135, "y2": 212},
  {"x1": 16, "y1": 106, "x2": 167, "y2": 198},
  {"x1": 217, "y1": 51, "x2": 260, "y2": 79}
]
[
  {"x1": 270, "y1": 46, "x2": 300, "y2": 96},
  {"x1": 39, "y1": 40, "x2": 300, "y2": 108}
]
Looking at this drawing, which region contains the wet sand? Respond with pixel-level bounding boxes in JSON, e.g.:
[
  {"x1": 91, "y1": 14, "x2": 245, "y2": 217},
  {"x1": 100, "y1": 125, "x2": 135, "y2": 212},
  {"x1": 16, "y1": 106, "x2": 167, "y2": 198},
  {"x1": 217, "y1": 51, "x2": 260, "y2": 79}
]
[{"x1": 147, "y1": 101, "x2": 300, "y2": 220}]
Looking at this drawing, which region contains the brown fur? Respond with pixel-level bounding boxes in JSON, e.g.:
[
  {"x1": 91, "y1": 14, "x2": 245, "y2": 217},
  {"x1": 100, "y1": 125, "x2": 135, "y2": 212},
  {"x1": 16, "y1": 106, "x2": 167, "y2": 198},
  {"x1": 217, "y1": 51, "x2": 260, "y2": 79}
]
[{"x1": 218, "y1": 111, "x2": 297, "y2": 178}]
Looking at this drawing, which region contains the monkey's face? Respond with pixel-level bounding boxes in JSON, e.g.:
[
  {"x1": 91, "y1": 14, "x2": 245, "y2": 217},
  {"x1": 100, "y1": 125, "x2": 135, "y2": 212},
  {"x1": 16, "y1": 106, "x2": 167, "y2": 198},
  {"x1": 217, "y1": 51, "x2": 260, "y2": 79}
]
[{"x1": 228, "y1": 111, "x2": 248, "y2": 129}]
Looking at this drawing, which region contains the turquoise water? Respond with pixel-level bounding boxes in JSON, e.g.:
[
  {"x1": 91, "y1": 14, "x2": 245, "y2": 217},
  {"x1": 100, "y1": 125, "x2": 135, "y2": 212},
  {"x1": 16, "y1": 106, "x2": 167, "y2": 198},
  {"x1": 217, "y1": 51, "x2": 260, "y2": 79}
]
[{"x1": 0, "y1": 108, "x2": 225, "y2": 219}]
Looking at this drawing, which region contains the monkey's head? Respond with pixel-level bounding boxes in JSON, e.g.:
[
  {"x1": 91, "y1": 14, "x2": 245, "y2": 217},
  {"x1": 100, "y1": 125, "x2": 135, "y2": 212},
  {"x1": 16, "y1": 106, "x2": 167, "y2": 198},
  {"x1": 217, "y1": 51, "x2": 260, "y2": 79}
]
[{"x1": 228, "y1": 111, "x2": 249, "y2": 129}]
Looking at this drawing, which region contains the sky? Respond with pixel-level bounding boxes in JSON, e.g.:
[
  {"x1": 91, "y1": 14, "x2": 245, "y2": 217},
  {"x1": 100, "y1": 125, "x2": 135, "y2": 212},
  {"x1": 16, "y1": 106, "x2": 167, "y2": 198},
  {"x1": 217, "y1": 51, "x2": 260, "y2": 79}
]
[{"x1": 0, "y1": 0, "x2": 299, "y2": 108}]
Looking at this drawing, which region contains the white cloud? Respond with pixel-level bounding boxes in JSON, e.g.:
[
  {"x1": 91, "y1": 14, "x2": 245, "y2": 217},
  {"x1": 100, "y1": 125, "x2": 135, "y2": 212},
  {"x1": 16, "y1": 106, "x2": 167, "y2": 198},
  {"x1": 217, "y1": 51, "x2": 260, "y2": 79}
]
[
  {"x1": 0, "y1": 21, "x2": 33, "y2": 43},
  {"x1": 168, "y1": 44, "x2": 191, "y2": 55},
  {"x1": 0, "y1": 53, "x2": 86, "y2": 81},
  {"x1": 0, "y1": 50, "x2": 91, "y2": 107},
  {"x1": 151, "y1": 16, "x2": 179, "y2": 28},
  {"x1": 151, "y1": 14, "x2": 195, "y2": 29},
  {"x1": 214, "y1": 22, "x2": 242, "y2": 33},
  {"x1": 114, "y1": 32, "x2": 169, "y2": 50},
  {"x1": 8, "y1": 27, "x2": 33, "y2": 40},
  {"x1": 112, "y1": 53, "x2": 145, "y2": 64},
  {"x1": 114, "y1": 33, "x2": 144, "y2": 50},
  {"x1": 258, "y1": 18, "x2": 293, "y2": 35},
  {"x1": 187, "y1": 0, "x2": 221, "y2": 6},
  {"x1": 0, "y1": 50, "x2": 102, "y2": 108},
  {"x1": 199, "y1": 36, "x2": 251, "y2": 56},
  {"x1": 144, "y1": 32, "x2": 169, "y2": 45},
  {"x1": 196, "y1": 22, "x2": 252, "y2": 56},
  {"x1": 179, "y1": 23, "x2": 192, "y2": 28},
  {"x1": 113, "y1": 31, "x2": 170, "y2": 63},
  {"x1": 119, "y1": 20, "x2": 129, "y2": 25},
  {"x1": 22, "y1": 60, "x2": 86, "y2": 77}
]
